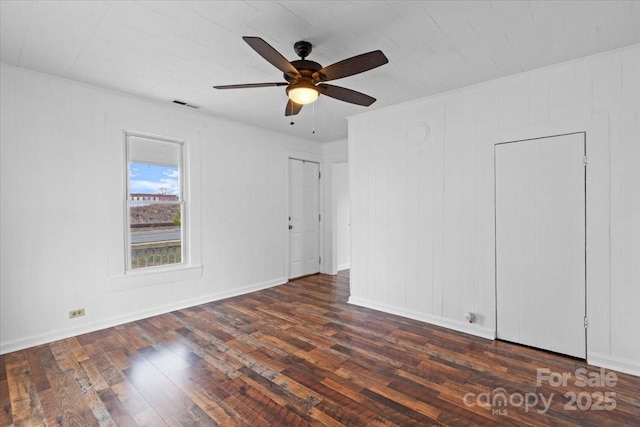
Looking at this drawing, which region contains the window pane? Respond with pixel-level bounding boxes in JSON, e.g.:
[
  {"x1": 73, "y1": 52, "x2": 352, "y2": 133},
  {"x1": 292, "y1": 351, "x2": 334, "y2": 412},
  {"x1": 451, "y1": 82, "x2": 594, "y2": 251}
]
[
  {"x1": 130, "y1": 202, "x2": 182, "y2": 269},
  {"x1": 129, "y1": 162, "x2": 182, "y2": 269},
  {"x1": 129, "y1": 162, "x2": 180, "y2": 199}
]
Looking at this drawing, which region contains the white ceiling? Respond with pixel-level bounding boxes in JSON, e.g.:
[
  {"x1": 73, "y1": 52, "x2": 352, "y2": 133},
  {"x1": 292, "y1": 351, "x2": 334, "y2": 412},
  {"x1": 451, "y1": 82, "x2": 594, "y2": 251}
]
[{"x1": 1, "y1": 1, "x2": 639, "y2": 142}]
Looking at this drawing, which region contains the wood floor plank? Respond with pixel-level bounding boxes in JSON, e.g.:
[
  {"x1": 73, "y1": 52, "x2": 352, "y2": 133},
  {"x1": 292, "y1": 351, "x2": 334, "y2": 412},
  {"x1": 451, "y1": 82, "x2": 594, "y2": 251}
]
[
  {"x1": 237, "y1": 369, "x2": 321, "y2": 423},
  {"x1": 110, "y1": 381, "x2": 166, "y2": 426},
  {"x1": 42, "y1": 339, "x2": 119, "y2": 427},
  {"x1": 165, "y1": 369, "x2": 247, "y2": 427},
  {"x1": 90, "y1": 351, "x2": 127, "y2": 387},
  {"x1": 226, "y1": 377, "x2": 312, "y2": 426},
  {"x1": 97, "y1": 387, "x2": 139, "y2": 427},
  {"x1": 4, "y1": 351, "x2": 47, "y2": 426},
  {"x1": 0, "y1": 354, "x2": 12, "y2": 426},
  {"x1": 121, "y1": 357, "x2": 193, "y2": 420},
  {"x1": 286, "y1": 368, "x2": 381, "y2": 425},
  {"x1": 113, "y1": 325, "x2": 153, "y2": 351},
  {"x1": 2, "y1": 270, "x2": 638, "y2": 426}
]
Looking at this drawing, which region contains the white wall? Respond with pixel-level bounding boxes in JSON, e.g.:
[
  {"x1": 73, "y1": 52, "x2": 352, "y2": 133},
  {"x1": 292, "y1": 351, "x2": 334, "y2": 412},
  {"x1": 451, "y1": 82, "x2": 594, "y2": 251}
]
[
  {"x1": 348, "y1": 44, "x2": 640, "y2": 376},
  {"x1": 0, "y1": 64, "x2": 322, "y2": 354}
]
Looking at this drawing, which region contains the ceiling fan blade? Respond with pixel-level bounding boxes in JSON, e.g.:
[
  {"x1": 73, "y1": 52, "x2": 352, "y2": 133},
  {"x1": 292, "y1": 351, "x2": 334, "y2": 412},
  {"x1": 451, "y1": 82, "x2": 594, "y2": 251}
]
[
  {"x1": 285, "y1": 99, "x2": 303, "y2": 116},
  {"x1": 314, "y1": 50, "x2": 388, "y2": 82},
  {"x1": 317, "y1": 84, "x2": 376, "y2": 106},
  {"x1": 243, "y1": 36, "x2": 300, "y2": 78},
  {"x1": 213, "y1": 82, "x2": 288, "y2": 89}
]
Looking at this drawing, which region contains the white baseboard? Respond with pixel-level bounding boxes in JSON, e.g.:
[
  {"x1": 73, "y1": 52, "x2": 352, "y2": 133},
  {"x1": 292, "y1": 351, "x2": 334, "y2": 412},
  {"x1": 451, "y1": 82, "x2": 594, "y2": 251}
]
[
  {"x1": 347, "y1": 296, "x2": 496, "y2": 341},
  {"x1": 0, "y1": 277, "x2": 287, "y2": 355},
  {"x1": 337, "y1": 263, "x2": 351, "y2": 271},
  {"x1": 587, "y1": 352, "x2": 640, "y2": 377}
]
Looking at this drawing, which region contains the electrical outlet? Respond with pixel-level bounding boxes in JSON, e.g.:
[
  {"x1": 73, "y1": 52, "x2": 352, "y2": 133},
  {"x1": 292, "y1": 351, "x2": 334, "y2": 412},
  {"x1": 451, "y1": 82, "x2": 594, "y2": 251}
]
[{"x1": 69, "y1": 308, "x2": 85, "y2": 319}]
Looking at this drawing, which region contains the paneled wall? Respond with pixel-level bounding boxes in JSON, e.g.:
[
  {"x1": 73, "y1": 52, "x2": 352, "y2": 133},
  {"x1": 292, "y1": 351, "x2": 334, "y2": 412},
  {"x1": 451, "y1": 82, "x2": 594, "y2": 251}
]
[
  {"x1": 348, "y1": 45, "x2": 640, "y2": 375},
  {"x1": 0, "y1": 64, "x2": 322, "y2": 353}
]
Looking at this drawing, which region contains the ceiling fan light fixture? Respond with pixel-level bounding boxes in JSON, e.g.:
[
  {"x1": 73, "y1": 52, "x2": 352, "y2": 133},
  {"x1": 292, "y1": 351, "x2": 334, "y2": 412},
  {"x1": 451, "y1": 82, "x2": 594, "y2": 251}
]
[{"x1": 287, "y1": 81, "x2": 319, "y2": 105}]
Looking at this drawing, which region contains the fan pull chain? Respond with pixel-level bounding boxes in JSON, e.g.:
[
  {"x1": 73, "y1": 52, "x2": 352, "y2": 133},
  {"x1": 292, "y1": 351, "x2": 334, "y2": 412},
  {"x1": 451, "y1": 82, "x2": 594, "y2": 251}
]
[{"x1": 312, "y1": 102, "x2": 315, "y2": 134}]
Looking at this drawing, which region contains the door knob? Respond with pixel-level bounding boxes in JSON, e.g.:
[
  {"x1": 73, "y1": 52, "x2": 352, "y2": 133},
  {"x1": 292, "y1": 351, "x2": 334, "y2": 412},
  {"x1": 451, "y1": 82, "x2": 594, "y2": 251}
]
[{"x1": 289, "y1": 225, "x2": 293, "y2": 230}]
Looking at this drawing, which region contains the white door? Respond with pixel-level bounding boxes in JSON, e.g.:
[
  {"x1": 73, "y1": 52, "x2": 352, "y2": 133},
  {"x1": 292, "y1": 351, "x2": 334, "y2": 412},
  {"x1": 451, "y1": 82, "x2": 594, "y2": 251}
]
[
  {"x1": 289, "y1": 159, "x2": 320, "y2": 278},
  {"x1": 495, "y1": 133, "x2": 586, "y2": 358}
]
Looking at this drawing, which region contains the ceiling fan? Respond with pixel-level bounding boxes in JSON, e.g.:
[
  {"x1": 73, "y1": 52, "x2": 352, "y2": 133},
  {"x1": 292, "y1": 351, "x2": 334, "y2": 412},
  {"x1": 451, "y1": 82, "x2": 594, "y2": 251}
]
[{"x1": 214, "y1": 37, "x2": 389, "y2": 116}]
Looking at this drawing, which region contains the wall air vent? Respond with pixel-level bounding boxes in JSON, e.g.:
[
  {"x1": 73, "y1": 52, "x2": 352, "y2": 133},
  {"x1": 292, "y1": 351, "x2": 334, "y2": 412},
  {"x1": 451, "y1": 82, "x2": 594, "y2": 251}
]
[{"x1": 171, "y1": 99, "x2": 200, "y2": 109}]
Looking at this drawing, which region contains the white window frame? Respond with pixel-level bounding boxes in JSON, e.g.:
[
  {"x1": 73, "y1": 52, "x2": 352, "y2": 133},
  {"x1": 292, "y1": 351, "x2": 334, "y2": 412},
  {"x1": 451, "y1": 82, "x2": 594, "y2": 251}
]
[{"x1": 124, "y1": 132, "x2": 187, "y2": 273}]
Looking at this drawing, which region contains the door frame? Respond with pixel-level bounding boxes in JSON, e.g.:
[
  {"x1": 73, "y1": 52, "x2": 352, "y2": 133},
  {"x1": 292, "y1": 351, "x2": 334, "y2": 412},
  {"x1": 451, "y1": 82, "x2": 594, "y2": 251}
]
[
  {"x1": 481, "y1": 113, "x2": 611, "y2": 367},
  {"x1": 494, "y1": 131, "x2": 587, "y2": 358},
  {"x1": 285, "y1": 149, "x2": 323, "y2": 280}
]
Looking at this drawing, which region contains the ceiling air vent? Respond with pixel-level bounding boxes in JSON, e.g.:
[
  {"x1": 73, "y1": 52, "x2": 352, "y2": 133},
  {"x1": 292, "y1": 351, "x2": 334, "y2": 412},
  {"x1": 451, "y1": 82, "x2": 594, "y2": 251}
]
[{"x1": 171, "y1": 99, "x2": 200, "y2": 109}]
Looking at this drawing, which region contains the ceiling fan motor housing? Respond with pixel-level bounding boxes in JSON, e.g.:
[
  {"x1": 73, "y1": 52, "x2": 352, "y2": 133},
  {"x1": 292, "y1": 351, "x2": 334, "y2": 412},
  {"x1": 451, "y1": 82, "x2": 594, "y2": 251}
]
[{"x1": 285, "y1": 60, "x2": 323, "y2": 83}]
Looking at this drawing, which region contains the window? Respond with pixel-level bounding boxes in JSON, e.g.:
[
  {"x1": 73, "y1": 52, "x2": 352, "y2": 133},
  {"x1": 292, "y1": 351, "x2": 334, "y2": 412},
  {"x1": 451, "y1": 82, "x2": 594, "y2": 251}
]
[{"x1": 125, "y1": 133, "x2": 185, "y2": 271}]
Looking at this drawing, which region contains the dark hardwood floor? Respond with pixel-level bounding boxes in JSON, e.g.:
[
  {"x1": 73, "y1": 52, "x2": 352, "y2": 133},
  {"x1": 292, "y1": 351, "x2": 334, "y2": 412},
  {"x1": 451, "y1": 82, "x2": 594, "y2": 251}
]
[{"x1": 1, "y1": 271, "x2": 638, "y2": 426}]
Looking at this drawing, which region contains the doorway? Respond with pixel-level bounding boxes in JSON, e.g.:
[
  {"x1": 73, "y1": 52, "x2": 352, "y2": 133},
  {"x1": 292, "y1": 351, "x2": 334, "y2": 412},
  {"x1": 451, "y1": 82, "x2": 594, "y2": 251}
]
[
  {"x1": 495, "y1": 132, "x2": 586, "y2": 359},
  {"x1": 289, "y1": 158, "x2": 320, "y2": 279},
  {"x1": 332, "y1": 161, "x2": 350, "y2": 272}
]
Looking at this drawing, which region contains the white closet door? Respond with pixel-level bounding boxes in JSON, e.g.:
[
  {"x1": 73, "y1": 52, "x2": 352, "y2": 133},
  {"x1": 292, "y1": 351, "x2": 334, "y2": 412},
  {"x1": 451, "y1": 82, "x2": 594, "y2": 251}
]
[
  {"x1": 495, "y1": 133, "x2": 586, "y2": 358},
  {"x1": 289, "y1": 159, "x2": 320, "y2": 279}
]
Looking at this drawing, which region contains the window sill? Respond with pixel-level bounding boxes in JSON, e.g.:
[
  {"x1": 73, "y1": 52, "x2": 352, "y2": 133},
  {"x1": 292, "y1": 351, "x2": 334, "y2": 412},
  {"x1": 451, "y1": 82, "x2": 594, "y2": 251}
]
[{"x1": 109, "y1": 265, "x2": 203, "y2": 291}]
